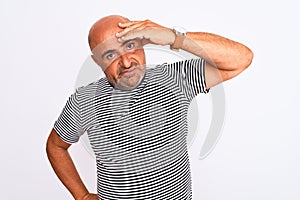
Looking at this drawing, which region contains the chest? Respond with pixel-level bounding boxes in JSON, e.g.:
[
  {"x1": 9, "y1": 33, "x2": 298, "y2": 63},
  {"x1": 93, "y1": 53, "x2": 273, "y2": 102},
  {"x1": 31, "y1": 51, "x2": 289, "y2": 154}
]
[{"x1": 86, "y1": 80, "x2": 189, "y2": 161}]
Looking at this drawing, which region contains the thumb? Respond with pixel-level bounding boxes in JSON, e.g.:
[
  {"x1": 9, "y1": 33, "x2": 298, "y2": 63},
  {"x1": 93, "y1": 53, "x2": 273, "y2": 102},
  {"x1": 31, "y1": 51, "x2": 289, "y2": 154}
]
[{"x1": 141, "y1": 38, "x2": 150, "y2": 46}]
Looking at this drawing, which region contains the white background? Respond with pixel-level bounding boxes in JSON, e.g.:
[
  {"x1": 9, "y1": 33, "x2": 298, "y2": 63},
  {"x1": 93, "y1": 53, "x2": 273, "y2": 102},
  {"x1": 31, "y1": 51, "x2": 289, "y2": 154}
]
[{"x1": 1, "y1": 0, "x2": 299, "y2": 199}]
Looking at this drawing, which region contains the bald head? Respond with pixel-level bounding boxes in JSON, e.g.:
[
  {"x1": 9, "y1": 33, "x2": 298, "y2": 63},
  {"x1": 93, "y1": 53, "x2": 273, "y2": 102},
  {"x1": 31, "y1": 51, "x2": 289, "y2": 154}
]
[{"x1": 88, "y1": 15, "x2": 129, "y2": 51}]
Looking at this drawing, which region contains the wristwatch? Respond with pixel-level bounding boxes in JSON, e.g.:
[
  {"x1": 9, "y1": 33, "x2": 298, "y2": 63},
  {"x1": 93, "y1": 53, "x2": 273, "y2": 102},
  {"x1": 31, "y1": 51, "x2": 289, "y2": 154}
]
[{"x1": 170, "y1": 26, "x2": 186, "y2": 51}]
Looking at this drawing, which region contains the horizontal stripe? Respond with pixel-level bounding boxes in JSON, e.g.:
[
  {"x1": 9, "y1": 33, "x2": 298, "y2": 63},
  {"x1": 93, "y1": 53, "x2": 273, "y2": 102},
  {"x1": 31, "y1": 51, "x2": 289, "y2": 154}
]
[{"x1": 54, "y1": 59, "x2": 208, "y2": 199}]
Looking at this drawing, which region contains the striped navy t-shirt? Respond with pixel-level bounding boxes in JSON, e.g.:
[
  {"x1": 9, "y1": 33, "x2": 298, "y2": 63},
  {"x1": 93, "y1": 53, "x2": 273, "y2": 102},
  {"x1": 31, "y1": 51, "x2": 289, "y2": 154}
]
[{"x1": 54, "y1": 58, "x2": 209, "y2": 200}]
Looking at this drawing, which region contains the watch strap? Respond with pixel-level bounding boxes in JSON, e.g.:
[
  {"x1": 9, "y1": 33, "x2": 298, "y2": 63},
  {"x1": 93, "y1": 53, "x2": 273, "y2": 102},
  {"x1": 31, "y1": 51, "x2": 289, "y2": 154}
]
[{"x1": 170, "y1": 29, "x2": 186, "y2": 51}]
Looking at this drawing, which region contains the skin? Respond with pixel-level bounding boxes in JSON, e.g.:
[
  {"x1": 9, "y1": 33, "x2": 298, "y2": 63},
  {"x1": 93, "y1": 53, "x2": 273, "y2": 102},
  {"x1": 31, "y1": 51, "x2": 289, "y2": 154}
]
[
  {"x1": 46, "y1": 15, "x2": 253, "y2": 200},
  {"x1": 46, "y1": 129, "x2": 97, "y2": 200},
  {"x1": 115, "y1": 20, "x2": 253, "y2": 89},
  {"x1": 90, "y1": 15, "x2": 147, "y2": 91},
  {"x1": 92, "y1": 37, "x2": 146, "y2": 90}
]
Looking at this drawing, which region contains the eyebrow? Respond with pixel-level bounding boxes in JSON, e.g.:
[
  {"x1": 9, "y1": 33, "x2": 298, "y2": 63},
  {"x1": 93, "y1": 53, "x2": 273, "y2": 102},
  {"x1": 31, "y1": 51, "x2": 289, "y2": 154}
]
[
  {"x1": 101, "y1": 39, "x2": 136, "y2": 59},
  {"x1": 121, "y1": 39, "x2": 135, "y2": 47},
  {"x1": 101, "y1": 50, "x2": 115, "y2": 59}
]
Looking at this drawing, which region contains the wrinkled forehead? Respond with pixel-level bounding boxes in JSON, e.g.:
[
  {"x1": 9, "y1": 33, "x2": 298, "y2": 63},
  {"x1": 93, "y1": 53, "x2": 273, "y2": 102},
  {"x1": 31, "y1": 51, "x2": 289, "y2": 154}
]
[
  {"x1": 89, "y1": 16, "x2": 129, "y2": 50},
  {"x1": 92, "y1": 35, "x2": 120, "y2": 56},
  {"x1": 92, "y1": 36, "x2": 144, "y2": 59}
]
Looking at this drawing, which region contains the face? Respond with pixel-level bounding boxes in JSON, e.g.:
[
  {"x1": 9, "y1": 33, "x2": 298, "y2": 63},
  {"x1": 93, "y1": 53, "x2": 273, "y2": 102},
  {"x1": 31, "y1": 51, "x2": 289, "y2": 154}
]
[{"x1": 92, "y1": 37, "x2": 146, "y2": 91}]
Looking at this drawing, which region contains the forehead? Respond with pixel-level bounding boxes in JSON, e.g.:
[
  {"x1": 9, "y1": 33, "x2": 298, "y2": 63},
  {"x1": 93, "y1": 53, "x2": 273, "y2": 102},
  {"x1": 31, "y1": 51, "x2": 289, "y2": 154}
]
[
  {"x1": 92, "y1": 36, "x2": 120, "y2": 55},
  {"x1": 92, "y1": 38, "x2": 143, "y2": 59},
  {"x1": 89, "y1": 16, "x2": 128, "y2": 50}
]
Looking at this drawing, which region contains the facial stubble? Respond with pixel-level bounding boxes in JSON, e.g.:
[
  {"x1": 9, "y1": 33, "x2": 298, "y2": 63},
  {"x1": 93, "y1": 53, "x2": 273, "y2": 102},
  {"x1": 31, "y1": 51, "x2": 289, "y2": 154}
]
[{"x1": 114, "y1": 64, "x2": 146, "y2": 91}]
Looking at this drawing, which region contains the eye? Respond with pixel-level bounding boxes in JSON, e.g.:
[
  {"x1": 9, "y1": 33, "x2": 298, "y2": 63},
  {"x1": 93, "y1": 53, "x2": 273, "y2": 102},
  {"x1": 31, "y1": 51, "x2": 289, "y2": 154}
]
[
  {"x1": 106, "y1": 53, "x2": 115, "y2": 60},
  {"x1": 126, "y1": 42, "x2": 135, "y2": 50}
]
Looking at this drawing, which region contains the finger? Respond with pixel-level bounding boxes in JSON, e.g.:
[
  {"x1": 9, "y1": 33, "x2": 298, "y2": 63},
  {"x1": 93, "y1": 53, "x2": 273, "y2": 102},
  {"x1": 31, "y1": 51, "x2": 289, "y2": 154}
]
[
  {"x1": 118, "y1": 21, "x2": 132, "y2": 27},
  {"x1": 118, "y1": 20, "x2": 147, "y2": 27},
  {"x1": 116, "y1": 22, "x2": 147, "y2": 38},
  {"x1": 118, "y1": 29, "x2": 148, "y2": 42},
  {"x1": 141, "y1": 38, "x2": 150, "y2": 46},
  {"x1": 118, "y1": 20, "x2": 153, "y2": 33}
]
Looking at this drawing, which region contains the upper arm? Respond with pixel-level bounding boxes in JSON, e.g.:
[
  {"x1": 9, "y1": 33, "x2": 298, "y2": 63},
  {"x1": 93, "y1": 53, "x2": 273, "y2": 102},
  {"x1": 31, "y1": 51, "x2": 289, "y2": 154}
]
[
  {"x1": 53, "y1": 89, "x2": 84, "y2": 144},
  {"x1": 204, "y1": 47, "x2": 253, "y2": 89},
  {"x1": 46, "y1": 128, "x2": 71, "y2": 151},
  {"x1": 205, "y1": 62, "x2": 247, "y2": 89}
]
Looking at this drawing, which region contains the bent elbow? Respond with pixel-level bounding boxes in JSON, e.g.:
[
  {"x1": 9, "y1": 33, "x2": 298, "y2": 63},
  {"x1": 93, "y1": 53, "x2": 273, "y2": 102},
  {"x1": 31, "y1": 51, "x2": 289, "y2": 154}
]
[
  {"x1": 226, "y1": 47, "x2": 254, "y2": 80},
  {"x1": 45, "y1": 136, "x2": 53, "y2": 158},
  {"x1": 242, "y1": 47, "x2": 254, "y2": 70}
]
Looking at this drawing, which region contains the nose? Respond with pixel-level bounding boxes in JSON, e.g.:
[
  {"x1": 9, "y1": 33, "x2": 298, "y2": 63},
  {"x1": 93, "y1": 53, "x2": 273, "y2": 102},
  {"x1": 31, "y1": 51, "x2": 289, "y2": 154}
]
[{"x1": 120, "y1": 54, "x2": 131, "y2": 68}]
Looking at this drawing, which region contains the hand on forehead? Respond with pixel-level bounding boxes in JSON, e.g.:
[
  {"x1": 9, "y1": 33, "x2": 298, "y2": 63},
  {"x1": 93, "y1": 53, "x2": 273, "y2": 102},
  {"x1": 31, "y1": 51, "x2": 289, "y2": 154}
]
[{"x1": 88, "y1": 15, "x2": 130, "y2": 51}]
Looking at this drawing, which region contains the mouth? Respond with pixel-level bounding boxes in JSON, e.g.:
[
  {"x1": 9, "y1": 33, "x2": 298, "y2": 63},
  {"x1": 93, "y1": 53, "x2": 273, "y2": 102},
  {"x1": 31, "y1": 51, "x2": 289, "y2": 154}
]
[
  {"x1": 120, "y1": 67, "x2": 136, "y2": 76},
  {"x1": 119, "y1": 62, "x2": 139, "y2": 77}
]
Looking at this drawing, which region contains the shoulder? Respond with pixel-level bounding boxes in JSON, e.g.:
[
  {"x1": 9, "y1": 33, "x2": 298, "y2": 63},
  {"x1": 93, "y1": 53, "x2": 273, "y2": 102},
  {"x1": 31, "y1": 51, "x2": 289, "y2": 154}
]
[{"x1": 75, "y1": 78, "x2": 111, "y2": 100}]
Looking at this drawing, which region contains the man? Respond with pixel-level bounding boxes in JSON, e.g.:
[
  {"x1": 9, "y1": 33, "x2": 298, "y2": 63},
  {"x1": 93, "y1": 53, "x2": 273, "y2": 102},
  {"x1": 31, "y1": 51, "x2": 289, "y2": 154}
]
[{"x1": 46, "y1": 15, "x2": 253, "y2": 200}]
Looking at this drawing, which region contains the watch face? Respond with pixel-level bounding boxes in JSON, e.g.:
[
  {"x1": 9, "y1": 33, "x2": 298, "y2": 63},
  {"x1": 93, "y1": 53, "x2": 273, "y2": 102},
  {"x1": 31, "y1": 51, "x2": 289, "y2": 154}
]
[{"x1": 174, "y1": 26, "x2": 186, "y2": 35}]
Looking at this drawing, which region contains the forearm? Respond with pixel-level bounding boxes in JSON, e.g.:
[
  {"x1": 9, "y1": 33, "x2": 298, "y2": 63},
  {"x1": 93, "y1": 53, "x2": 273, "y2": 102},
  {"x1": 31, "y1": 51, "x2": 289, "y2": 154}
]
[
  {"x1": 182, "y1": 32, "x2": 253, "y2": 70},
  {"x1": 116, "y1": 20, "x2": 253, "y2": 71},
  {"x1": 46, "y1": 135, "x2": 89, "y2": 199}
]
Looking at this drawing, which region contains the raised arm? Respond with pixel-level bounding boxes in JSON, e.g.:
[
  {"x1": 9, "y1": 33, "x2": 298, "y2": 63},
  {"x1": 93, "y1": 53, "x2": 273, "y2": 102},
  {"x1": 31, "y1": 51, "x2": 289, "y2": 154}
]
[
  {"x1": 116, "y1": 19, "x2": 253, "y2": 89},
  {"x1": 182, "y1": 32, "x2": 253, "y2": 88},
  {"x1": 46, "y1": 128, "x2": 98, "y2": 200}
]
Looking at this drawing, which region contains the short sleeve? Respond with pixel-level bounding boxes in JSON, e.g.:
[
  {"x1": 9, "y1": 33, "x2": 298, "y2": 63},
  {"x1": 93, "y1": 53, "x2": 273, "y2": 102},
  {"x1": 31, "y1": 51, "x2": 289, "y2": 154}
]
[
  {"x1": 161, "y1": 58, "x2": 210, "y2": 101},
  {"x1": 53, "y1": 89, "x2": 84, "y2": 144}
]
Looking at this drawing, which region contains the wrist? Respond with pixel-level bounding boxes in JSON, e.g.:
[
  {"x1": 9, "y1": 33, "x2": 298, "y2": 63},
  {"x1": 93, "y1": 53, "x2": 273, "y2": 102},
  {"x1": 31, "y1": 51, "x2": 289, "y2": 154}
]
[
  {"x1": 170, "y1": 26, "x2": 186, "y2": 51},
  {"x1": 79, "y1": 193, "x2": 98, "y2": 200},
  {"x1": 167, "y1": 28, "x2": 176, "y2": 45},
  {"x1": 77, "y1": 192, "x2": 90, "y2": 200}
]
